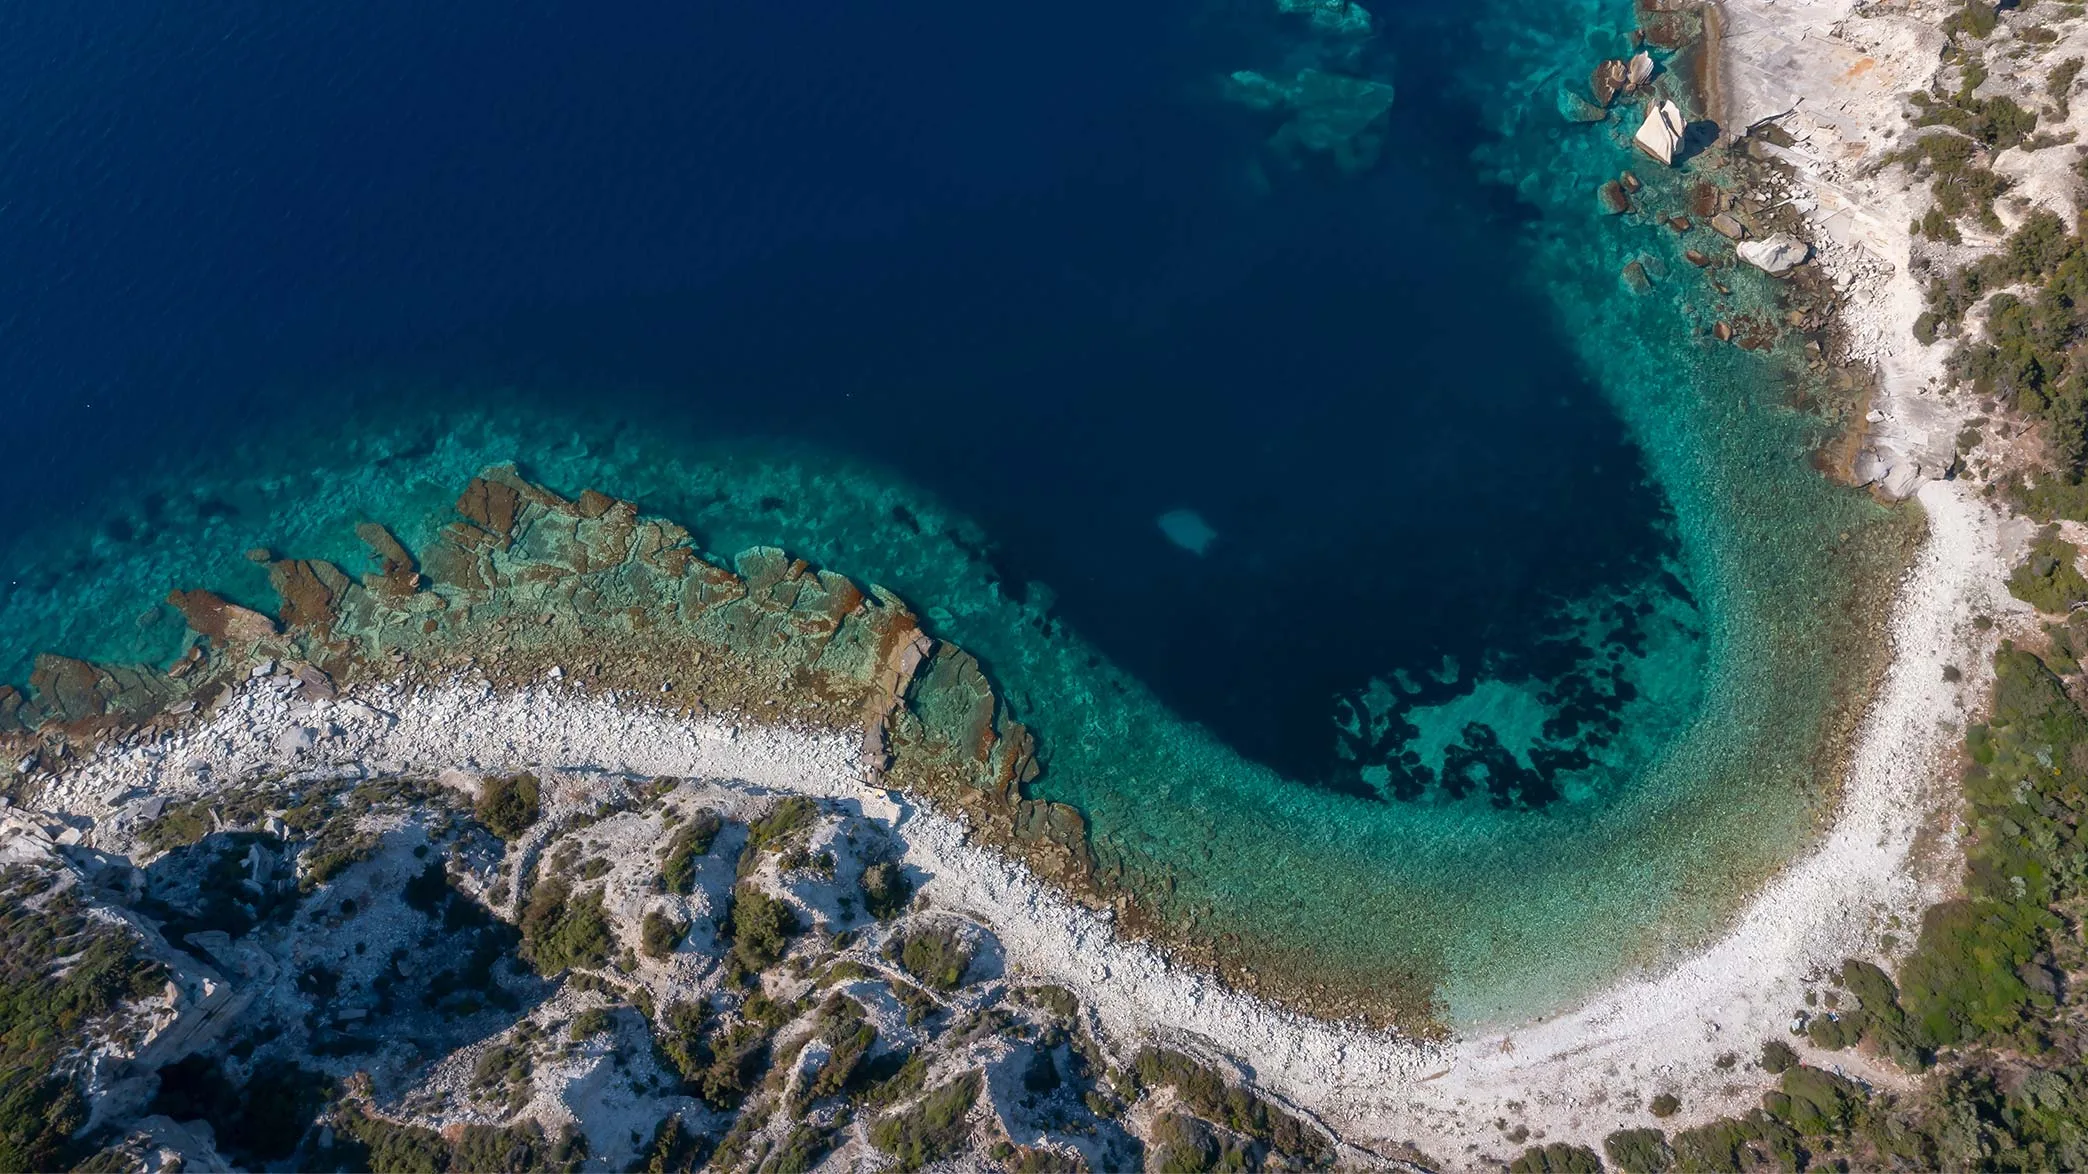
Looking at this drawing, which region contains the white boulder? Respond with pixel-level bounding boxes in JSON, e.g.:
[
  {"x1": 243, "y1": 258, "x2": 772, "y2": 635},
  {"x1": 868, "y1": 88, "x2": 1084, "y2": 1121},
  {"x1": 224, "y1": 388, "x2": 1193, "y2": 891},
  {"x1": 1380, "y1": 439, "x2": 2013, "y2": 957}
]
[
  {"x1": 1634, "y1": 100, "x2": 1685, "y2": 165},
  {"x1": 1737, "y1": 232, "x2": 1811, "y2": 274}
]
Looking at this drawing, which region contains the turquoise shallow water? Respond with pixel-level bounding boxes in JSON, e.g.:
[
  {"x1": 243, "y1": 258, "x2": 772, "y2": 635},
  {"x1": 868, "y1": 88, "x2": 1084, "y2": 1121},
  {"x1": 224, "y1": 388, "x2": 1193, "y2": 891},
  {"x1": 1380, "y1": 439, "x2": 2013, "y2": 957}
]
[{"x1": 0, "y1": 0, "x2": 1909, "y2": 1024}]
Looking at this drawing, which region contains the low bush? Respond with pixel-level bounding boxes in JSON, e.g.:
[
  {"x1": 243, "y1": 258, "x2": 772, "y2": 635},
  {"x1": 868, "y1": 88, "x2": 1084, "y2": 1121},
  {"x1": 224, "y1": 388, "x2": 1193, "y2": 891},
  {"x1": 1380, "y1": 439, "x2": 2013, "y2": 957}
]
[
  {"x1": 1507, "y1": 1142, "x2": 1603, "y2": 1173},
  {"x1": 868, "y1": 1069, "x2": 982, "y2": 1171},
  {"x1": 0, "y1": 867, "x2": 166, "y2": 1171},
  {"x1": 2008, "y1": 527, "x2": 2088, "y2": 612},
  {"x1": 660, "y1": 810, "x2": 722, "y2": 894},
  {"x1": 895, "y1": 926, "x2": 972, "y2": 991},
  {"x1": 473, "y1": 773, "x2": 540, "y2": 841},
  {"x1": 640, "y1": 910, "x2": 689, "y2": 959},
  {"x1": 1602, "y1": 1128, "x2": 1672, "y2": 1173},
  {"x1": 725, "y1": 886, "x2": 799, "y2": 972},
  {"x1": 518, "y1": 878, "x2": 612, "y2": 974}
]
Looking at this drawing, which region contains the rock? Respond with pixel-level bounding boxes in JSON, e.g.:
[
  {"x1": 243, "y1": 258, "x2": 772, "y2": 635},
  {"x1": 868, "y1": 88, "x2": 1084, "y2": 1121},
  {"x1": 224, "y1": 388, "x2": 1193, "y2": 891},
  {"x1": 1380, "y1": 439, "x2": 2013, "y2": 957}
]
[
  {"x1": 294, "y1": 664, "x2": 337, "y2": 702},
  {"x1": 167, "y1": 589, "x2": 277, "y2": 648},
  {"x1": 1600, "y1": 181, "x2": 1632, "y2": 214},
  {"x1": 1851, "y1": 449, "x2": 1888, "y2": 487},
  {"x1": 1668, "y1": 215, "x2": 1690, "y2": 231},
  {"x1": 455, "y1": 477, "x2": 522, "y2": 542},
  {"x1": 1714, "y1": 320, "x2": 1734, "y2": 341},
  {"x1": 355, "y1": 523, "x2": 422, "y2": 598},
  {"x1": 1880, "y1": 462, "x2": 1924, "y2": 501},
  {"x1": 1591, "y1": 59, "x2": 1629, "y2": 106},
  {"x1": 1633, "y1": 99, "x2": 1686, "y2": 165},
  {"x1": 1557, "y1": 89, "x2": 1610, "y2": 123},
  {"x1": 271, "y1": 726, "x2": 316, "y2": 755},
  {"x1": 1737, "y1": 232, "x2": 1810, "y2": 274},
  {"x1": 268, "y1": 558, "x2": 351, "y2": 634},
  {"x1": 1626, "y1": 51, "x2": 1656, "y2": 91},
  {"x1": 1710, "y1": 212, "x2": 1746, "y2": 239},
  {"x1": 1619, "y1": 170, "x2": 1642, "y2": 193},
  {"x1": 1277, "y1": 0, "x2": 1373, "y2": 35}
]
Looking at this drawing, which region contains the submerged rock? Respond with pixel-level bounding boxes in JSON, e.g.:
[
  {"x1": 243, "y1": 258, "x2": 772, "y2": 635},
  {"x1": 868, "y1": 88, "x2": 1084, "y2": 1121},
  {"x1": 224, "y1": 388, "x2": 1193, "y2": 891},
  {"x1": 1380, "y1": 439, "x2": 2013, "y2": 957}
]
[
  {"x1": 1225, "y1": 69, "x2": 1398, "y2": 174},
  {"x1": 1276, "y1": 0, "x2": 1373, "y2": 36},
  {"x1": 1737, "y1": 232, "x2": 1810, "y2": 274},
  {"x1": 1633, "y1": 99, "x2": 1686, "y2": 165},
  {"x1": 1558, "y1": 89, "x2": 1610, "y2": 123},
  {"x1": 1156, "y1": 509, "x2": 1219, "y2": 556},
  {"x1": 1600, "y1": 181, "x2": 1632, "y2": 214}
]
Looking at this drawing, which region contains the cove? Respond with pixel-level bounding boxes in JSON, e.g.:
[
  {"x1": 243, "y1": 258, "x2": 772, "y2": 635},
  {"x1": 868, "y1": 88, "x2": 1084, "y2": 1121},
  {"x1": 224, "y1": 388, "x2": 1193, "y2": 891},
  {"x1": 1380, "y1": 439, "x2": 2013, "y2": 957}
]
[{"x1": 0, "y1": 0, "x2": 1912, "y2": 1023}]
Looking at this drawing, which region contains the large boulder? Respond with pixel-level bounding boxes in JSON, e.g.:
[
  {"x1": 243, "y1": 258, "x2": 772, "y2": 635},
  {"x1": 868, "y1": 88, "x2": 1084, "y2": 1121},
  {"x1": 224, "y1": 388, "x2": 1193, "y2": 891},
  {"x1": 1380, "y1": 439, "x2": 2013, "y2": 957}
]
[
  {"x1": 1626, "y1": 51, "x2": 1656, "y2": 91},
  {"x1": 1591, "y1": 59, "x2": 1629, "y2": 106},
  {"x1": 1634, "y1": 99, "x2": 1686, "y2": 165},
  {"x1": 1737, "y1": 232, "x2": 1811, "y2": 274}
]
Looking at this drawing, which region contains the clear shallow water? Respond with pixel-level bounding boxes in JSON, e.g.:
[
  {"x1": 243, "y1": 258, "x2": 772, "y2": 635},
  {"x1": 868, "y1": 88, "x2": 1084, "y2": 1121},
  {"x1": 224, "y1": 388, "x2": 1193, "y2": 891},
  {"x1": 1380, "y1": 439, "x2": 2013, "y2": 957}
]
[{"x1": 0, "y1": 0, "x2": 1905, "y2": 1021}]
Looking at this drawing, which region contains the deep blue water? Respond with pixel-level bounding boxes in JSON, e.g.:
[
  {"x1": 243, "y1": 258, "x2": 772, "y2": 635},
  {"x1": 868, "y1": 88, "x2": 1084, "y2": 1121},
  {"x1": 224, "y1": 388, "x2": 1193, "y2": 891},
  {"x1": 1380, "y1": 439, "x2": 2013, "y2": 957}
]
[{"x1": 0, "y1": 1, "x2": 1676, "y2": 797}]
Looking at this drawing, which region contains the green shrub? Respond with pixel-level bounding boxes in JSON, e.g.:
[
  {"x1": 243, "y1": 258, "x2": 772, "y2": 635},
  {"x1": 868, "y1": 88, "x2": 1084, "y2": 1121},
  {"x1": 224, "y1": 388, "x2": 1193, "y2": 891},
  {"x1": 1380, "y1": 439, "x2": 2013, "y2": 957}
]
[
  {"x1": 1805, "y1": 1009, "x2": 1866, "y2": 1050},
  {"x1": 1648, "y1": 1092, "x2": 1680, "y2": 1118},
  {"x1": 518, "y1": 878, "x2": 612, "y2": 974},
  {"x1": 641, "y1": 910, "x2": 689, "y2": 959},
  {"x1": 695, "y1": 1020, "x2": 773, "y2": 1109},
  {"x1": 725, "y1": 886, "x2": 800, "y2": 972},
  {"x1": 868, "y1": 1070, "x2": 982, "y2": 1171},
  {"x1": 1669, "y1": 1110, "x2": 1802, "y2": 1172},
  {"x1": 1602, "y1": 1128, "x2": 1672, "y2": 1173},
  {"x1": 1129, "y1": 1048, "x2": 1329, "y2": 1164},
  {"x1": 569, "y1": 1006, "x2": 613, "y2": 1041},
  {"x1": 650, "y1": 1001, "x2": 710, "y2": 1086},
  {"x1": 859, "y1": 860, "x2": 913, "y2": 920},
  {"x1": 803, "y1": 995, "x2": 879, "y2": 1103},
  {"x1": 2051, "y1": 57, "x2": 2086, "y2": 100},
  {"x1": 474, "y1": 773, "x2": 540, "y2": 841},
  {"x1": 0, "y1": 868, "x2": 166, "y2": 1172},
  {"x1": 1759, "y1": 1038, "x2": 1798, "y2": 1073},
  {"x1": 660, "y1": 810, "x2": 722, "y2": 894},
  {"x1": 896, "y1": 926, "x2": 972, "y2": 991},
  {"x1": 1762, "y1": 1065, "x2": 1861, "y2": 1136},
  {"x1": 138, "y1": 801, "x2": 214, "y2": 852},
  {"x1": 765, "y1": 1123, "x2": 835, "y2": 1174},
  {"x1": 635, "y1": 1113, "x2": 708, "y2": 1174},
  {"x1": 1509, "y1": 1142, "x2": 1603, "y2": 1173},
  {"x1": 735, "y1": 797, "x2": 818, "y2": 881},
  {"x1": 2008, "y1": 527, "x2": 2088, "y2": 613}
]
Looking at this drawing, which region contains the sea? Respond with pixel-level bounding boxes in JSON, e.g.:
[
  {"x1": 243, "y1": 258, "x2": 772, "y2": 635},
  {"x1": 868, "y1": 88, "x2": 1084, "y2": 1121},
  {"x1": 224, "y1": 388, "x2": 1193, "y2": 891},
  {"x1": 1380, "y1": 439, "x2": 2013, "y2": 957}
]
[{"x1": 0, "y1": 0, "x2": 1911, "y2": 1023}]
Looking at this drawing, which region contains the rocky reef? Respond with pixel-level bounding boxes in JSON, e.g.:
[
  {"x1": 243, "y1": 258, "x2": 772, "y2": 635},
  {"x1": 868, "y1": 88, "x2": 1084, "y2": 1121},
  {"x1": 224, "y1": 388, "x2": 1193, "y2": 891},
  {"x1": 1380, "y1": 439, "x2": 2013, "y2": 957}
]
[{"x1": 1, "y1": 465, "x2": 1093, "y2": 906}]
